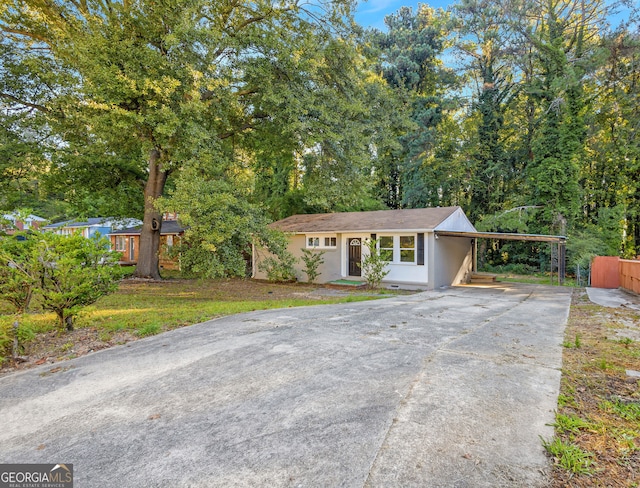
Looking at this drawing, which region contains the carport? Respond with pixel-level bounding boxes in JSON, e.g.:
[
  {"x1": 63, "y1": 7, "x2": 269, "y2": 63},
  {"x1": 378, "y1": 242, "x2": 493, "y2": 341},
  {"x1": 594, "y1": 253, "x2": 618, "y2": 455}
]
[{"x1": 435, "y1": 230, "x2": 567, "y2": 284}]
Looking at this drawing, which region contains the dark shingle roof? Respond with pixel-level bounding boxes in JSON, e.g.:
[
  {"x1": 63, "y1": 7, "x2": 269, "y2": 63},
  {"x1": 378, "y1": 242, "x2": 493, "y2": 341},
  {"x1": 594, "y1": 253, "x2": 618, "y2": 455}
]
[
  {"x1": 109, "y1": 219, "x2": 186, "y2": 235},
  {"x1": 270, "y1": 207, "x2": 462, "y2": 233}
]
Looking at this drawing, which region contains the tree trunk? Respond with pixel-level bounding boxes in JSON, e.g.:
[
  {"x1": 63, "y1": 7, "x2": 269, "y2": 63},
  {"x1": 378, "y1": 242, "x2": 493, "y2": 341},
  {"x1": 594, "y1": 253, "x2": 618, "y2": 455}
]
[
  {"x1": 134, "y1": 148, "x2": 168, "y2": 280},
  {"x1": 65, "y1": 315, "x2": 73, "y2": 332}
]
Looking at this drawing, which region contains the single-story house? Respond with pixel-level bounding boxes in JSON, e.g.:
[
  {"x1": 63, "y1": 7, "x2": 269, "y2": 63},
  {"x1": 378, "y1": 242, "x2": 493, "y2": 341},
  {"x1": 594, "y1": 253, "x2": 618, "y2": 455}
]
[
  {"x1": 43, "y1": 217, "x2": 141, "y2": 240},
  {"x1": 1, "y1": 213, "x2": 46, "y2": 234},
  {"x1": 253, "y1": 206, "x2": 477, "y2": 290},
  {"x1": 109, "y1": 217, "x2": 186, "y2": 270}
]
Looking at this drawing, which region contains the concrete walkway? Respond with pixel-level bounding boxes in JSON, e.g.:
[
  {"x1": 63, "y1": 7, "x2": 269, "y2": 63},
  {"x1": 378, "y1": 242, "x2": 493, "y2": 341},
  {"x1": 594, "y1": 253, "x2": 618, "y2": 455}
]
[
  {"x1": 586, "y1": 287, "x2": 640, "y2": 311},
  {"x1": 0, "y1": 283, "x2": 571, "y2": 487}
]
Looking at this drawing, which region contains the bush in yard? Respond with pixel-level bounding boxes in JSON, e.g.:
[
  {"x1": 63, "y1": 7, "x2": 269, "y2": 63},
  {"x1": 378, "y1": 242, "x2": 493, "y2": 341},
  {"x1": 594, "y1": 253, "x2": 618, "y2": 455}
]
[
  {"x1": 33, "y1": 233, "x2": 124, "y2": 331},
  {"x1": 0, "y1": 232, "x2": 39, "y2": 313},
  {"x1": 361, "y1": 238, "x2": 390, "y2": 289},
  {"x1": 0, "y1": 233, "x2": 41, "y2": 362},
  {"x1": 300, "y1": 248, "x2": 325, "y2": 284},
  {"x1": 258, "y1": 251, "x2": 298, "y2": 282}
]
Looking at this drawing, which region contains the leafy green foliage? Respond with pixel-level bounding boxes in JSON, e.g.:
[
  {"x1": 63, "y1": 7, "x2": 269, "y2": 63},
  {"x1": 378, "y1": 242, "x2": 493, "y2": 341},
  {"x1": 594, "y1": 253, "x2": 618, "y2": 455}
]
[
  {"x1": 368, "y1": 5, "x2": 460, "y2": 209},
  {"x1": 300, "y1": 248, "x2": 325, "y2": 284},
  {"x1": 0, "y1": 233, "x2": 38, "y2": 313},
  {"x1": 0, "y1": 0, "x2": 378, "y2": 278},
  {"x1": 33, "y1": 233, "x2": 123, "y2": 331},
  {"x1": 361, "y1": 239, "x2": 391, "y2": 289},
  {"x1": 257, "y1": 253, "x2": 298, "y2": 283}
]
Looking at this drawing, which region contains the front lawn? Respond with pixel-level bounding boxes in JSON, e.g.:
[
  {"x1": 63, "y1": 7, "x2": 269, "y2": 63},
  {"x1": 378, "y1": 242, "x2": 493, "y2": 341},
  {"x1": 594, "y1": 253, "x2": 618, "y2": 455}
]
[{"x1": 0, "y1": 278, "x2": 382, "y2": 371}]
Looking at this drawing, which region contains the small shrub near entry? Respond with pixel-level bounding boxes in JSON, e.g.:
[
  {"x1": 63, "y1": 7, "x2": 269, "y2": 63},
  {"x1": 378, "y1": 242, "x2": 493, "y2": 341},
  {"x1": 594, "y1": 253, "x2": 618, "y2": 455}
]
[{"x1": 360, "y1": 238, "x2": 390, "y2": 289}]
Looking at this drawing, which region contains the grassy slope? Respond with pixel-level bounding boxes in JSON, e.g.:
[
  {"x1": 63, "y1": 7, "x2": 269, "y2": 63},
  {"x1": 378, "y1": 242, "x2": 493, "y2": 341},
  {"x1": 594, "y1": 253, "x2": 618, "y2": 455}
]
[{"x1": 0, "y1": 278, "x2": 381, "y2": 368}]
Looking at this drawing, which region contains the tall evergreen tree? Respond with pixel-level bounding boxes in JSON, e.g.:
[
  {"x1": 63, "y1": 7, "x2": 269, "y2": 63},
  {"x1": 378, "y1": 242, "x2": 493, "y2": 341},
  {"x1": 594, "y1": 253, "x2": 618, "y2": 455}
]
[{"x1": 369, "y1": 5, "x2": 459, "y2": 209}]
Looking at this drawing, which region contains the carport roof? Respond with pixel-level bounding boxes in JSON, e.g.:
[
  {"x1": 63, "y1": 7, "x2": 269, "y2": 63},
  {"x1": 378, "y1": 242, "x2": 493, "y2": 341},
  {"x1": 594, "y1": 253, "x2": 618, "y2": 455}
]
[
  {"x1": 435, "y1": 230, "x2": 566, "y2": 243},
  {"x1": 270, "y1": 206, "x2": 462, "y2": 233}
]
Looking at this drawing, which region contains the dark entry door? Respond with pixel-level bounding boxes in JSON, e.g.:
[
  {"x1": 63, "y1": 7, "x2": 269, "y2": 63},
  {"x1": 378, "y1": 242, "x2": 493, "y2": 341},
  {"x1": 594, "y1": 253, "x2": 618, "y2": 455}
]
[{"x1": 348, "y1": 238, "x2": 362, "y2": 276}]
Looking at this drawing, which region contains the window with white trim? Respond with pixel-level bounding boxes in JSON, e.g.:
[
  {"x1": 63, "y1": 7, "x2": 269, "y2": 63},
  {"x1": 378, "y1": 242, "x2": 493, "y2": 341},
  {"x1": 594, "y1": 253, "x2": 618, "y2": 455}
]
[
  {"x1": 324, "y1": 236, "x2": 336, "y2": 247},
  {"x1": 377, "y1": 234, "x2": 417, "y2": 264},
  {"x1": 115, "y1": 236, "x2": 126, "y2": 252},
  {"x1": 305, "y1": 234, "x2": 337, "y2": 249},
  {"x1": 399, "y1": 235, "x2": 416, "y2": 263},
  {"x1": 378, "y1": 236, "x2": 394, "y2": 262}
]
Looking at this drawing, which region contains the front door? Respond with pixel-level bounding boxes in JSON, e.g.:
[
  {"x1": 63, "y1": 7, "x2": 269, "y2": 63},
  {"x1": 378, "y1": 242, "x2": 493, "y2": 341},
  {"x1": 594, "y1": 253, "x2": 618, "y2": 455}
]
[{"x1": 348, "y1": 238, "x2": 362, "y2": 276}]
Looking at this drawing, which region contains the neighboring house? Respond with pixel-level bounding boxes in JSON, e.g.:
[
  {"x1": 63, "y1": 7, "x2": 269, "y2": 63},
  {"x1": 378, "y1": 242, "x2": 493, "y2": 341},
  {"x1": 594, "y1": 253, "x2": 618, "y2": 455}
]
[
  {"x1": 1, "y1": 213, "x2": 46, "y2": 234},
  {"x1": 43, "y1": 218, "x2": 141, "y2": 240},
  {"x1": 253, "y1": 206, "x2": 477, "y2": 290},
  {"x1": 109, "y1": 216, "x2": 186, "y2": 270}
]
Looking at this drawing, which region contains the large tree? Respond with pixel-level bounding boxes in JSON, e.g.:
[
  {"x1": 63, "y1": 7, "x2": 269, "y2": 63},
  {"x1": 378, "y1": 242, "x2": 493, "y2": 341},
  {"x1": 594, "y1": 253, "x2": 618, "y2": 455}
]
[
  {"x1": 452, "y1": 0, "x2": 521, "y2": 221},
  {"x1": 369, "y1": 5, "x2": 459, "y2": 209},
  {"x1": 0, "y1": 0, "x2": 361, "y2": 279}
]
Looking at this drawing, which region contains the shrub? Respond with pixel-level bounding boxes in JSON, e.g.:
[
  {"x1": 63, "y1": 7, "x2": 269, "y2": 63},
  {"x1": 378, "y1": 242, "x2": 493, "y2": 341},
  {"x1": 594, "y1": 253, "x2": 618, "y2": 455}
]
[
  {"x1": 300, "y1": 248, "x2": 325, "y2": 284},
  {"x1": 0, "y1": 233, "x2": 38, "y2": 313},
  {"x1": 33, "y1": 233, "x2": 124, "y2": 331},
  {"x1": 258, "y1": 252, "x2": 298, "y2": 282},
  {"x1": 361, "y1": 238, "x2": 390, "y2": 289}
]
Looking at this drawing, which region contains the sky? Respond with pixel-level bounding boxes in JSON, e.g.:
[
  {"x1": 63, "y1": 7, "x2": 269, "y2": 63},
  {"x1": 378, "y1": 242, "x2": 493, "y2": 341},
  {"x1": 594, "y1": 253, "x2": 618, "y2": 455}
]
[
  {"x1": 353, "y1": 0, "x2": 633, "y2": 31},
  {"x1": 355, "y1": 0, "x2": 449, "y2": 30}
]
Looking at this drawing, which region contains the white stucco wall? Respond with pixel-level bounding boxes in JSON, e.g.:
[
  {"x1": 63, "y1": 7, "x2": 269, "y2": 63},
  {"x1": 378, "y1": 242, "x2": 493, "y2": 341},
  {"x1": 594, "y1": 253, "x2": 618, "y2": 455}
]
[
  {"x1": 253, "y1": 234, "x2": 343, "y2": 283},
  {"x1": 254, "y1": 228, "x2": 471, "y2": 288},
  {"x1": 433, "y1": 235, "x2": 473, "y2": 288}
]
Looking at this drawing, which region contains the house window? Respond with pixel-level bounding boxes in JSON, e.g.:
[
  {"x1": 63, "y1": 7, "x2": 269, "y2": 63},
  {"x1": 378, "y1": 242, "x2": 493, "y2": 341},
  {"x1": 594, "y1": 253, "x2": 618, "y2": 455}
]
[
  {"x1": 306, "y1": 235, "x2": 337, "y2": 249},
  {"x1": 166, "y1": 235, "x2": 174, "y2": 247},
  {"x1": 379, "y1": 236, "x2": 394, "y2": 262},
  {"x1": 400, "y1": 235, "x2": 416, "y2": 263},
  {"x1": 115, "y1": 236, "x2": 126, "y2": 252}
]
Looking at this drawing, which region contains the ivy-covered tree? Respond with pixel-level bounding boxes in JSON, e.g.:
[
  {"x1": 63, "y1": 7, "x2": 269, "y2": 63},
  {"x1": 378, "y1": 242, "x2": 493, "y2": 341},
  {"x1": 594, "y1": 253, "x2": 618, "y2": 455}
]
[
  {"x1": 521, "y1": 0, "x2": 606, "y2": 232},
  {"x1": 452, "y1": 0, "x2": 520, "y2": 221}
]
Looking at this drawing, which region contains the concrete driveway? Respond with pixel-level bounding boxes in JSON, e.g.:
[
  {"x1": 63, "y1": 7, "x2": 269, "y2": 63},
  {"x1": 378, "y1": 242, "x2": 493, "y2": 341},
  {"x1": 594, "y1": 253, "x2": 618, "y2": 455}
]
[{"x1": 0, "y1": 283, "x2": 571, "y2": 487}]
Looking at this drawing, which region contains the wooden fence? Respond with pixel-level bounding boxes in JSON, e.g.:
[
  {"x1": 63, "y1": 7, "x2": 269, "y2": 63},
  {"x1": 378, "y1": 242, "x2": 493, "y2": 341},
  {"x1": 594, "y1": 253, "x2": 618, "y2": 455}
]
[
  {"x1": 620, "y1": 259, "x2": 640, "y2": 294},
  {"x1": 591, "y1": 256, "x2": 640, "y2": 294}
]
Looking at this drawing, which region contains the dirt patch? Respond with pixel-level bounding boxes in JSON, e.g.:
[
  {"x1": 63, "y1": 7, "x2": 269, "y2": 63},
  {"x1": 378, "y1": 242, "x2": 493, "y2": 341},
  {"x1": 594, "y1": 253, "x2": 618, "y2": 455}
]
[{"x1": 6, "y1": 328, "x2": 139, "y2": 375}]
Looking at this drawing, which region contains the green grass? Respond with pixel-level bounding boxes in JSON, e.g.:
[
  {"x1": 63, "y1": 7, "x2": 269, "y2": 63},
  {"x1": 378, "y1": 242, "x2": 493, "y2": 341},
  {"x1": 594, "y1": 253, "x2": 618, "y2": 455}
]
[
  {"x1": 497, "y1": 273, "x2": 577, "y2": 287},
  {"x1": 78, "y1": 296, "x2": 374, "y2": 335},
  {"x1": 0, "y1": 278, "x2": 383, "y2": 363},
  {"x1": 551, "y1": 413, "x2": 594, "y2": 436},
  {"x1": 600, "y1": 398, "x2": 640, "y2": 422},
  {"x1": 541, "y1": 436, "x2": 596, "y2": 475}
]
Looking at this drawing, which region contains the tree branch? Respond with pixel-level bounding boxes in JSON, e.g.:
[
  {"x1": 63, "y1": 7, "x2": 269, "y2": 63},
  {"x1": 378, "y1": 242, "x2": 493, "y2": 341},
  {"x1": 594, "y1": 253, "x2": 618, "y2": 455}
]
[{"x1": 0, "y1": 92, "x2": 49, "y2": 113}]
